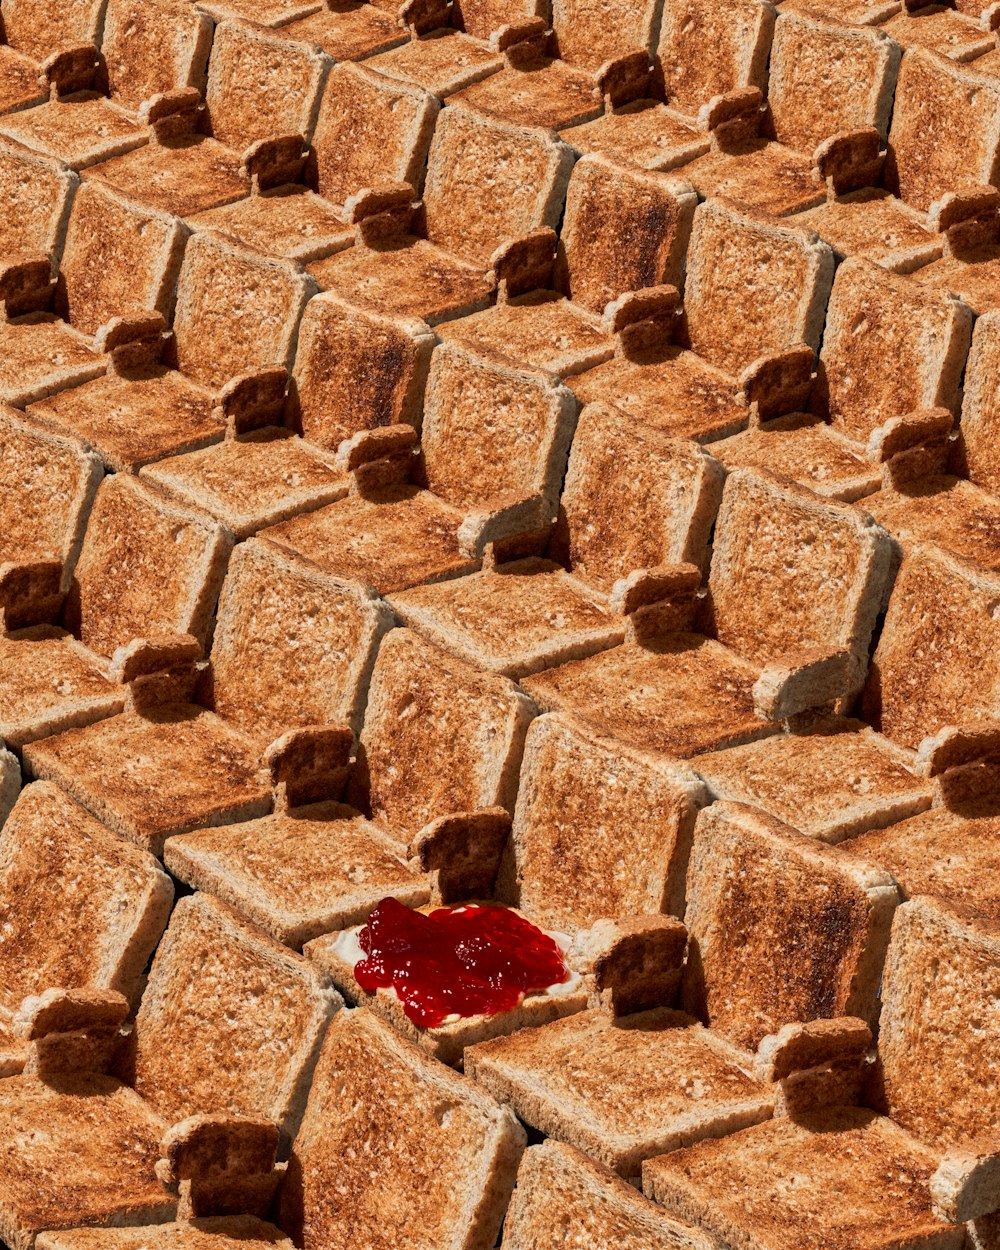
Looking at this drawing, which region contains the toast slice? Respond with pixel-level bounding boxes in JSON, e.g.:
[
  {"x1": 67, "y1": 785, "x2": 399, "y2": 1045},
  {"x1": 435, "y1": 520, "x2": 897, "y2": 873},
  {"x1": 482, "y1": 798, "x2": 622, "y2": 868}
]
[
  {"x1": 23, "y1": 704, "x2": 271, "y2": 855},
  {"x1": 690, "y1": 719, "x2": 933, "y2": 843},
  {"x1": 797, "y1": 186, "x2": 942, "y2": 269},
  {"x1": 0, "y1": 781, "x2": 173, "y2": 1070},
  {"x1": 348, "y1": 628, "x2": 534, "y2": 840},
  {"x1": 680, "y1": 802, "x2": 899, "y2": 1048},
  {"x1": 863, "y1": 475, "x2": 1000, "y2": 573},
  {"x1": 276, "y1": 5, "x2": 407, "y2": 62},
  {"x1": 36, "y1": 1217, "x2": 294, "y2": 1250},
  {"x1": 642, "y1": 1107, "x2": 965, "y2": 1250},
  {"x1": 851, "y1": 796, "x2": 1000, "y2": 920},
  {"x1": 811, "y1": 258, "x2": 972, "y2": 444},
  {"x1": 465, "y1": 1007, "x2": 774, "y2": 1178},
  {"x1": 504, "y1": 712, "x2": 707, "y2": 928},
  {"x1": 711, "y1": 412, "x2": 883, "y2": 502},
  {"x1": 959, "y1": 308, "x2": 1000, "y2": 496},
  {"x1": 0, "y1": 1073, "x2": 173, "y2": 1250},
  {"x1": 119, "y1": 892, "x2": 341, "y2": 1138},
  {"x1": 279, "y1": 1007, "x2": 525, "y2": 1250},
  {"x1": 0, "y1": 407, "x2": 102, "y2": 586},
  {"x1": 366, "y1": 28, "x2": 504, "y2": 100},
  {"x1": 863, "y1": 545, "x2": 1000, "y2": 750},
  {"x1": 0, "y1": 142, "x2": 76, "y2": 258},
  {"x1": 287, "y1": 293, "x2": 435, "y2": 452},
  {"x1": 875, "y1": 895, "x2": 1000, "y2": 1150},
  {"x1": 165, "y1": 801, "x2": 431, "y2": 949},
  {"x1": 140, "y1": 430, "x2": 347, "y2": 541},
  {"x1": 501, "y1": 1140, "x2": 715, "y2": 1249},
  {"x1": 305, "y1": 910, "x2": 587, "y2": 1067}
]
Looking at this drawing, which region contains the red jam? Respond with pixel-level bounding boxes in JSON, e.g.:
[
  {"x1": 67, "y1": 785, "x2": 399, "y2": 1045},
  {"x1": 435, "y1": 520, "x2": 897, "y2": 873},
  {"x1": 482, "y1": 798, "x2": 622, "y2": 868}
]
[{"x1": 353, "y1": 897, "x2": 570, "y2": 1029}]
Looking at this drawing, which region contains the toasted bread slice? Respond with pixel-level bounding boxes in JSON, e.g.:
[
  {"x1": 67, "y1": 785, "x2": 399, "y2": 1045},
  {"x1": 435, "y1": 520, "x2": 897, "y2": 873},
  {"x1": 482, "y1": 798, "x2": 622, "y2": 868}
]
[
  {"x1": 195, "y1": 0, "x2": 321, "y2": 24},
  {"x1": 0, "y1": 1073, "x2": 173, "y2": 1250},
  {"x1": 390, "y1": 557, "x2": 624, "y2": 679},
  {"x1": 0, "y1": 407, "x2": 102, "y2": 585},
  {"x1": 140, "y1": 430, "x2": 348, "y2": 541},
  {"x1": 206, "y1": 539, "x2": 392, "y2": 745},
  {"x1": 864, "y1": 475, "x2": 1000, "y2": 573},
  {"x1": 87, "y1": 136, "x2": 245, "y2": 220},
  {"x1": 851, "y1": 797, "x2": 1000, "y2": 921},
  {"x1": 711, "y1": 412, "x2": 883, "y2": 502},
  {"x1": 170, "y1": 233, "x2": 315, "y2": 394},
  {"x1": 165, "y1": 801, "x2": 430, "y2": 949},
  {"x1": 277, "y1": 5, "x2": 407, "y2": 62},
  {"x1": 349, "y1": 628, "x2": 534, "y2": 839},
  {"x1": 188, "y1": 187, "x2": 354, "y2": 265},
  {"x1": 691, "y1": 719, "x2": 933, "y2": 843},
  {"x1": 912, "y1": 237, "x2": 1000, "y2": 318},
  {"x1": 466, "y1": 1007, "x2": 774, "y2": 1177},
  {"x1": 683, "y1": 199, "x2": 834, "y2": 378},
  {"x1": 505, "y1": 712, "x2": 707, "y2": 927},
  {"x1": 0, "y1": 782, "x2": 172, "y2": 1038},
  {"x1": 681, "y1": 802, "x2": 898, "y2": 1048},
  {"x1": 642, "y1": 1107, "x2": 965, "y2": 1250},
  {"x1": 768, "y1": 12, "x2": 900, "y2": 153},
  {"x1": 813, "y1": 258, "x2": 972, "y2": 444},
  {"x1": 65, "y1": 474, "x2": 232, "y2": 661},
  {"x1": 876, "y1": 895, "x2": 1000, "y2": 1149},
  {"x1": 704, "y1": 469, "x2": 892, "y2": 680},
  {"x1": 279, "y1": 1007, "x2": 525, "y2": 1250},
  {"x1": 310, "y1": 62, "x2": 439, "y2": 209},
  {"x1": 366, "y1": 29, "x2": 504, "y2": 99},
  {"x1": 23, "y1": 704, "x2": 271, "y2": 856},
  {"x1": 100, "y1": 0, "x2": 213, "y2": 116},
  {"x1": 502, "y1": 1140, "x2": 715, "y2": 1249},
  {"x1": 884, "y1": 6, "x2": 992, "y2": 62},
  {"x1": 203, "y1": 21, "x2": 328, "y2": 154},
  {"x1": 120, "y1": 892, "x2": 341, "y2": 1137},
  {"x1": 523, "y1": 632, "x2": 775, "y2": 759},
  {"x1": 960, "y1": 308, "x2": 1000, "y2": 496},
  {"x1": 288, "y1": 293, "x2": 435, "y2": 451},
  {"x1": 0, "y1": 95, "x2": 147, "y2": 173},
  {"x1": 0, "y1": 142, "x2": 75, "y2": 258},
  {"x1": 863, "y1": 545, "x2": 1000, "y2": 749},
  {"x1": 682, "y1": 139, "x2": 828, "y2": 219},
  {"x1": 798, "y1": 186, "x2": 943, "y2": 270},
  {"x1": 888, "y1": 49, "x2": 1000, "y2": 213},
  {"x1": 37, "y1": 1216, "x2": 294, "y2": 1250},
  {"x1": 656, "y1": 0, "x2": 774, "y2": 114},
  {"x1": 306, "y1": 916, "x2": 587, "y2": 1067}
]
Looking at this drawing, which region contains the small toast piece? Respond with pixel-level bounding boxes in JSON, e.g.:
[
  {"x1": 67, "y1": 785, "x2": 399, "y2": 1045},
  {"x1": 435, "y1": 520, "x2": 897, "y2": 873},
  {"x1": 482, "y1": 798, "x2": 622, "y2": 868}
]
[
  {"x1": 501, "y1": 1140, "x2": 714, "y2": 1249},
  {"x1": 279, "y1": 1008, "x2": 525, "y2": 1250},
  {"x1": 959, "y1": 308, "x2": 1000, "y2": 496}
]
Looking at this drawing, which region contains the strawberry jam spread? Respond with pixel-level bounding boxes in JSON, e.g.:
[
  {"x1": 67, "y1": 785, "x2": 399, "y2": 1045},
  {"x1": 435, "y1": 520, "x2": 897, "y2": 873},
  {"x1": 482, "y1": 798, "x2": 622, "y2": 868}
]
[{"x1": 353, "y1": 897, "x2": 570, "y2": 1028}]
